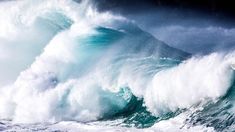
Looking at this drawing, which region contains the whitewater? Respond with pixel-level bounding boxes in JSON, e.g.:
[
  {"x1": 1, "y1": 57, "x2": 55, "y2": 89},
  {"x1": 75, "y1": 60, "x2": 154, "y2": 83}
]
[{"x1": 0, "y1": 0, "x2": 235, "y2": 131}]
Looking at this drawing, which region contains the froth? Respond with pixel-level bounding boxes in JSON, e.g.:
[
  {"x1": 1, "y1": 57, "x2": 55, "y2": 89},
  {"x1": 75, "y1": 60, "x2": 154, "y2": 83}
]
[{"x1": 145, "y1": 53, "x2": 235, "y2": 115}]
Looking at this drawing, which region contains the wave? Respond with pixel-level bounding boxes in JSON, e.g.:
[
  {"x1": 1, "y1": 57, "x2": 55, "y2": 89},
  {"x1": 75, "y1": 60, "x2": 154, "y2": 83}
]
[
  {"x1": 145, "y1": 53, "x2": 235, "y2": 115},
  {"x1": 0, "y1": 0, "x2": 235, "y2": 131}
]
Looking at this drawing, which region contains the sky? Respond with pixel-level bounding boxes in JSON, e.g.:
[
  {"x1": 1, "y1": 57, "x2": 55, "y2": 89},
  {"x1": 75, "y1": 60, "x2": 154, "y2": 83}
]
[{"x1": 92, "y1": 0, "x2": 235, "y2": 54}]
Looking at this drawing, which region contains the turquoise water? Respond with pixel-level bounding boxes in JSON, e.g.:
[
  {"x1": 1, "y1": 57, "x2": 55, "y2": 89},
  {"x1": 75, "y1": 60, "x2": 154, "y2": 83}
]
[{"x1": 0, "y1": 1, "x2": 235, "y2": 131}]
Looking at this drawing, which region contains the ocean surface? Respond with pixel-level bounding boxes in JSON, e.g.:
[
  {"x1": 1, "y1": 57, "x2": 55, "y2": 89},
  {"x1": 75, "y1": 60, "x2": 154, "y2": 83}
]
[{"x1": 0, "y1": 0, "x2": 235, "y2": 131}]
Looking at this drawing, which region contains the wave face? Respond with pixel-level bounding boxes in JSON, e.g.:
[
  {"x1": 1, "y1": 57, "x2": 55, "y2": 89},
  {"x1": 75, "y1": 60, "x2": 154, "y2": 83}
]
[{"x1": 0, "y1": 0, "x2": 235, "y2": 131}]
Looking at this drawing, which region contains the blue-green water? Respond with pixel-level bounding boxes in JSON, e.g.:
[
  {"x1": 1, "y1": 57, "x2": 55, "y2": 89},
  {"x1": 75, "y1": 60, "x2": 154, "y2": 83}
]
[{"x1": 0, "y1": 0, "x2": 235, "y2": 131}]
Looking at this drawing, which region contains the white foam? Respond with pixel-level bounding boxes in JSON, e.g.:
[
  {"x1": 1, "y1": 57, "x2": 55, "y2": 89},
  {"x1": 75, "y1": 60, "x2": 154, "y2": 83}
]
[
  {"x1": 0, "y1": 113, "x2": 215, "y2": 132},
  {"x1": 145, "y1": 53, "x2": 235, "y2": 115},
  {"x1": 150, "y1": 112, "x2": 215, "y2": 132},
  {"x1": 0, "y1": 0, "x2": 235, "y2": 129},
  {"x1": 0, "y1": 0, "x2": 127, "y2": 123},
  {"x1": 0, "y1": 0, "x2": 125, "y2": 87}
]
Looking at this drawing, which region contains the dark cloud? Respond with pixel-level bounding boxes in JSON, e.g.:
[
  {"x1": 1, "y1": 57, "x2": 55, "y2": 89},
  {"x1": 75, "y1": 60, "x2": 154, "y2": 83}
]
[
  {"x1": 93, "y1": 0, "x2": 235, "y2": 18},
  {"x1": 91, "y1": 0, "x2": 235, "y2": 54}
]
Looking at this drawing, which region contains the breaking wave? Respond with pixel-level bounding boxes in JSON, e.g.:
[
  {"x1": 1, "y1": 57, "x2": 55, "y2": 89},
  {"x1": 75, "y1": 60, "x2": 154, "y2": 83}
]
[{"x1": 0, "y1": 0, "x2": 235, "y2": 131}]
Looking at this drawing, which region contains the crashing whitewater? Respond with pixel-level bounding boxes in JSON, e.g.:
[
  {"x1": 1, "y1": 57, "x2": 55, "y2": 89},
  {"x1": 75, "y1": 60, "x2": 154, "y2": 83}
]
[{"x1": 0, "y1": 0, "x2": 235, "y2": 131}]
